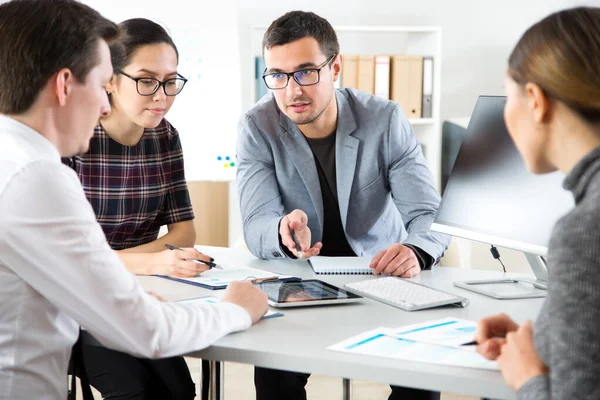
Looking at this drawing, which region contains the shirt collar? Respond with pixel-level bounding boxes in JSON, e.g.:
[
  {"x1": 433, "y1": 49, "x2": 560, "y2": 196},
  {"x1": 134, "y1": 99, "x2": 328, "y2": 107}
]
[{"x1": 0, "y1": 114, "x2": 61, "y2": 162}]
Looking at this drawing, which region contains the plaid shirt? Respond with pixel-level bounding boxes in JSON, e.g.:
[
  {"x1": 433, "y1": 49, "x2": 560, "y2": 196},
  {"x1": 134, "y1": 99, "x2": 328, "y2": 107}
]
[{"x1": 64, "y1": 119, "x2": 194, "y2": 250}]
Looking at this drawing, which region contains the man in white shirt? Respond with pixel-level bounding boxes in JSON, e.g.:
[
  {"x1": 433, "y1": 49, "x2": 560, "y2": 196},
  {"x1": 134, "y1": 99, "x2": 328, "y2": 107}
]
[{"x1": 0, "y1": 1, "x2": 268, "y2": 399}]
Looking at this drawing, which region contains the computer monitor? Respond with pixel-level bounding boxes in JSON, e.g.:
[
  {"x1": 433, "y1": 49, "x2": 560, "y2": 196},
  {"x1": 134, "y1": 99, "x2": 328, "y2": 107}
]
[{"x1": 431, "y1": 95, "x2": 575, "y2": 299}]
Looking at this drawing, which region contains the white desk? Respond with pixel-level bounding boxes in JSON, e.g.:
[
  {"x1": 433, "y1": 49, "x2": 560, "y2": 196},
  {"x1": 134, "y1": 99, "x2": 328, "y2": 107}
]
[{"x1": 134, "y1": 246, "x2": 544, "y2": 400}]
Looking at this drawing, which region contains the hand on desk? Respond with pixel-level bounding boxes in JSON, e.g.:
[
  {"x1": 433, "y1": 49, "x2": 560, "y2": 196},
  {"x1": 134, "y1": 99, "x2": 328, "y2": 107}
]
[
  {"x1": 370, "y1": 244, "x2": 420, "y2": 277},
  {"x1": 222, "y1": 281, "x2": 269, "y2": 324},
  {"x1": 150, "y1": 248, "x2": 211, "y2": 278},
  {"x1": 280, "y1": 209, "x2": 322, "y2": 258}
]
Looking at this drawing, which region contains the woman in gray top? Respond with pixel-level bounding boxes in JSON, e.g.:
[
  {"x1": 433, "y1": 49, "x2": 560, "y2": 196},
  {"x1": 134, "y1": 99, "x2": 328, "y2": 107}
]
[{"x1": 475, "y1": 6, "x2": 600, "y2": 400}]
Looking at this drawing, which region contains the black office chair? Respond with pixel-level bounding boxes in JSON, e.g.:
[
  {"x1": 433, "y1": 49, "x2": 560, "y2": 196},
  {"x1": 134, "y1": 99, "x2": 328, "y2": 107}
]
[{"x1": 67, "y1": 330, "x2": 94, "y2": 400}]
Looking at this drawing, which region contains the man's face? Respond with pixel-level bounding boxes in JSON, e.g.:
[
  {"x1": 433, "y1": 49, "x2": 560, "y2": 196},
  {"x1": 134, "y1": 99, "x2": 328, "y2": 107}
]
[
  {"x1": 57, "y1": 39, "x2": 112, "y2": 157},
  {"x1": 263, "y1": 37, "x2": 340, "y2": 126}
]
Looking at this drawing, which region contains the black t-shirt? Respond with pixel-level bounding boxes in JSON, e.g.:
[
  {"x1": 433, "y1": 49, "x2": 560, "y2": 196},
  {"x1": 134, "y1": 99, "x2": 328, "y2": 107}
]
[{"x1": 305, "y1": 133, "x2": 356, "y2": 257}]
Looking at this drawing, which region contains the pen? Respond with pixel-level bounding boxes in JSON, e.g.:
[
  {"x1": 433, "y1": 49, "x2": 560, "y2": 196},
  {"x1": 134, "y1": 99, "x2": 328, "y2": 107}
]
[
  {"x1": 460, "y1": 340, "x2": 479, "y2": 346},
  {"x1": 289, "y1": 224, "x2": 303, "y2": 259},
  {"x1": 246, "y1": 276, "x2": 280, "y2": 284},
  {"x1": 164, "y1": 244, "x2": 222, "y2": 269}
]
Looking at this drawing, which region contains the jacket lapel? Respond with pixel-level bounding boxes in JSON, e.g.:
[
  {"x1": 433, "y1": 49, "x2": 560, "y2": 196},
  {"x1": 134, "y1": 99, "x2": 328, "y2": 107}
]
[
  {"x1": 335, "y1": 91, "x2": 359, "y2": 230},
  {"x1": 278, "y1": 112, "x2": 324, "y2": 231}
]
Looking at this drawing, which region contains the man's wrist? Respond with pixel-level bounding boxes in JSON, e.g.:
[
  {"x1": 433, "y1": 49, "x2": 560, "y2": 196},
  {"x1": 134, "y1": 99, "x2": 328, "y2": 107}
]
[{"x1": 404, "y1": 244, "x2": 434, "y2": 270}]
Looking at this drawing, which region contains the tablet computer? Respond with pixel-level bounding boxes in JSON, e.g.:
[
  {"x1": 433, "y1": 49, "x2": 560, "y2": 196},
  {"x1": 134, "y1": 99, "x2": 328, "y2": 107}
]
[{"x1": 254, "y1": 279, "x2": 362, "y2": 308}]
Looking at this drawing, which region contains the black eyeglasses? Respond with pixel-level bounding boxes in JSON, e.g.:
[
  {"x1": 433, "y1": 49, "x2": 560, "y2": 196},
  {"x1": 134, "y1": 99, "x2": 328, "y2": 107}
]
[
  {"x1": 262, "y1": 55, "x2": 336, "y2": 90},
  {"x1": 114, "y1": 69, "x2": 188, "y2": 96}
]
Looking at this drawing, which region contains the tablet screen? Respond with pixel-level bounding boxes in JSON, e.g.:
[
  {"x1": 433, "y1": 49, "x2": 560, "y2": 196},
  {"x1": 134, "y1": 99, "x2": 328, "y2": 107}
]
[{"x1": 255, "y1": 279, "x2": 361, "y2": 304}]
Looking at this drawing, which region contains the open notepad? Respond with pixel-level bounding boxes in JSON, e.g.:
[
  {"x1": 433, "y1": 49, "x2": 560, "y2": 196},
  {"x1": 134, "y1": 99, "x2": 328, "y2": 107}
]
[{"x1": 308, "y1": 256, "x2": 373, "y2": 275}]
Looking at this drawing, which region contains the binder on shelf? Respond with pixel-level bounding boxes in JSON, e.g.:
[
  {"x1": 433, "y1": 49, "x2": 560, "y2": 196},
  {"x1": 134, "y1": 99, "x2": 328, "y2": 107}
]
[
  {"x1": 341, "y1": 54, "x2": 375, "y2": 95},
  {"x1": 390, "y1": 55, "x2": 424, "y2": 118},
  {"x1": 422, "y1": 56, "x2": 434, "y2": 118},
  {"x1": 341, "y1": 54, "x2": 358, "y2": 89},
  {"x1": 255, "y1": 56, "x2": 268, "y2": 102},
  {"x1": 357, "y1": 55, "x2": 375, "y2": 94},
  {"x1": 374, "y1": 55, "x2": 390, "y2": 100}
]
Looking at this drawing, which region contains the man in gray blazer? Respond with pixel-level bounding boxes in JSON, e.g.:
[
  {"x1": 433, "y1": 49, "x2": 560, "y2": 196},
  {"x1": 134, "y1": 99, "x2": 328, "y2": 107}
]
[{"x1": 237, "y1": 10, "x2": 450, "y2": 400}]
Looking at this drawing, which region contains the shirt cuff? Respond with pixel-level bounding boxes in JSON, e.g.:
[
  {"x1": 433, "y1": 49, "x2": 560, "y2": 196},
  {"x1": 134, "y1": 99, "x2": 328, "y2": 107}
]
[
  {"x1": 516, "y1": 375, "x2": 549, "y2": 400},
  {"x1": 215, "y1": 302, "x2": 252, "y2": 332},
  {"x1": 404, "y1": 244, "x2": 435, "y2": 270}
]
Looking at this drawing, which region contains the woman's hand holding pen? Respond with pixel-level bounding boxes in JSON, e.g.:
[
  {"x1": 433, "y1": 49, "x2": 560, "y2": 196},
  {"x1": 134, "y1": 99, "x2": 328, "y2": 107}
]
[
  {"x1": 474, "y1": 313, "x2": 519, "y2": 360},
  {"x1": 150, "y1": 247, "x2": 211, "y2": 278},
  {"x1": 280, "y1": 209, "x2": 322, "y2": 258},
  {"x1": 497, "y1": 320, "x2": 548, "y2": 391},
  {"x1": 476, "y1": 314, "x2": 547, "y2": 391}
]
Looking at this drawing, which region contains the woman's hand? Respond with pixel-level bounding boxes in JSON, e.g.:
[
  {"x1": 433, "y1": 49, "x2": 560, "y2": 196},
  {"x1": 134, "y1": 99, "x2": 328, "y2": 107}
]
[
  {"x1": 150, "y1": 248, "x2": 211, "y2": 277},
  {"x1": 498, "y1": 320, "x2": 548, "y2": 391},
  {"x1": 475, "y1": 313, "x2": 519, "y2": 360}
]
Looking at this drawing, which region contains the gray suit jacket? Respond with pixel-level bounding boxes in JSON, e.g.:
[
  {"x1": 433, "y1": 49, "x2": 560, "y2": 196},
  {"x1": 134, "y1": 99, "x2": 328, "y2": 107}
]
[{"x1": 236, "y1": 88, "x2": 450, "y2": 261}]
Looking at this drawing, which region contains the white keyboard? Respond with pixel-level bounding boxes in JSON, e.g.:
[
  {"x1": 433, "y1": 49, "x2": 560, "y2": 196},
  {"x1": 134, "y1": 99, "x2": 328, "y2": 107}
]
[{"x1": 345, "y1": 277, "x2": 469, "y2": 311}]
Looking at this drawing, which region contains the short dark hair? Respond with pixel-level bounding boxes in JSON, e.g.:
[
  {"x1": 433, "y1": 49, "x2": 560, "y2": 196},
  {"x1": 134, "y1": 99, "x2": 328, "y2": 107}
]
[
  {"x1": 110, "y1": 18, "x2": 179, "y2": 72},
  {"x1": 262, "y1": 11, "x2": 339, "y2": 60},
  {"x1": 0, "y1": 0, "x2": 119, "y2": 114},
  {"x1": 508, "y1": 7, "x2": 600, "y2": 124}
]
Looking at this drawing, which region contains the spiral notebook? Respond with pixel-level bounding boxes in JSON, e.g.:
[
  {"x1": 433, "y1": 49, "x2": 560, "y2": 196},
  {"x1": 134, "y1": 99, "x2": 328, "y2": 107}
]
[{"x1": 308, "y1": 256, "x2": 373, "y2": 275}]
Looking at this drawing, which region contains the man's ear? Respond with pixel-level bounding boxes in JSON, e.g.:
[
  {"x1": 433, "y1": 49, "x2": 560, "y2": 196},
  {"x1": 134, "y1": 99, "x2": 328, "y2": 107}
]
[
  {"x1": 55, "y1": 68, "x2": 73, "y2": 107},
  {"x1": 332, "y1": 54, "x2": 342, "y2": 83},
  {"x1": 525, "y1": 82, "x2": 550, "y2": 124}
]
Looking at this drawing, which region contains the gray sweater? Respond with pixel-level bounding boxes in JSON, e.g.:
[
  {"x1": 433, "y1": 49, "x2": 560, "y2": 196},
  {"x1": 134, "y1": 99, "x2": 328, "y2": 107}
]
[{"x1": 518, "y1": 146, "x2": 600, "y2": 400}]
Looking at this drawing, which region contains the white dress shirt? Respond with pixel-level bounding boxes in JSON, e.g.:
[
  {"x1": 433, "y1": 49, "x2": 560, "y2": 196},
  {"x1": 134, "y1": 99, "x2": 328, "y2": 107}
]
[{"x1": 0, "y1": 115, "x2": 251, "y2": 400}]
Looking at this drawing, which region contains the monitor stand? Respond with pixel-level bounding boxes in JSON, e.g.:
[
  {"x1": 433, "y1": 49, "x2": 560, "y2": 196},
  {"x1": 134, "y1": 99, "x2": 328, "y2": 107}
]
[{"x1": 453, "y1": 253, "x2": 548, "y2": 299}]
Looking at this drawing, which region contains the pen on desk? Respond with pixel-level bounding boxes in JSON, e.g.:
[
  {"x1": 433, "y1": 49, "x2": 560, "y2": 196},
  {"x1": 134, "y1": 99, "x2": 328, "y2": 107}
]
[
  {"x1": 289, "y1": 224, "x2": 304, "y2": 259},
  {"x1": 164, "y1": 244, "x2": 222, "y2": 269},
  {"x1": 246, "y1": 276, "x2": 280, "y2": 284}
]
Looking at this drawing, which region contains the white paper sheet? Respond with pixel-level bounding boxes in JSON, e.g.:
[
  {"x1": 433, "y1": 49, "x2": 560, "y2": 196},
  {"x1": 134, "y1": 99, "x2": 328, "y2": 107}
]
[{"x1": 328, "y1": 324, "x2": 498, "y2": 370}]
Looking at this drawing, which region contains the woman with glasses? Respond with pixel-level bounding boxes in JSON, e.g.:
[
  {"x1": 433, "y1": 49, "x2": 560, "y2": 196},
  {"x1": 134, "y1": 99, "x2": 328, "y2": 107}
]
[{"x1": 64, "y1": 18, "x2": 201, "y2": 400}]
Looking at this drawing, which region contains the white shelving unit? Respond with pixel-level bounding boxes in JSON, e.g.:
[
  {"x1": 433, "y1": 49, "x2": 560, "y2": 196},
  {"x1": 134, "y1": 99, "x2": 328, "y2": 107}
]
[{"x1": 247, "y1": 25, "x2": 443, "y2": 190}]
